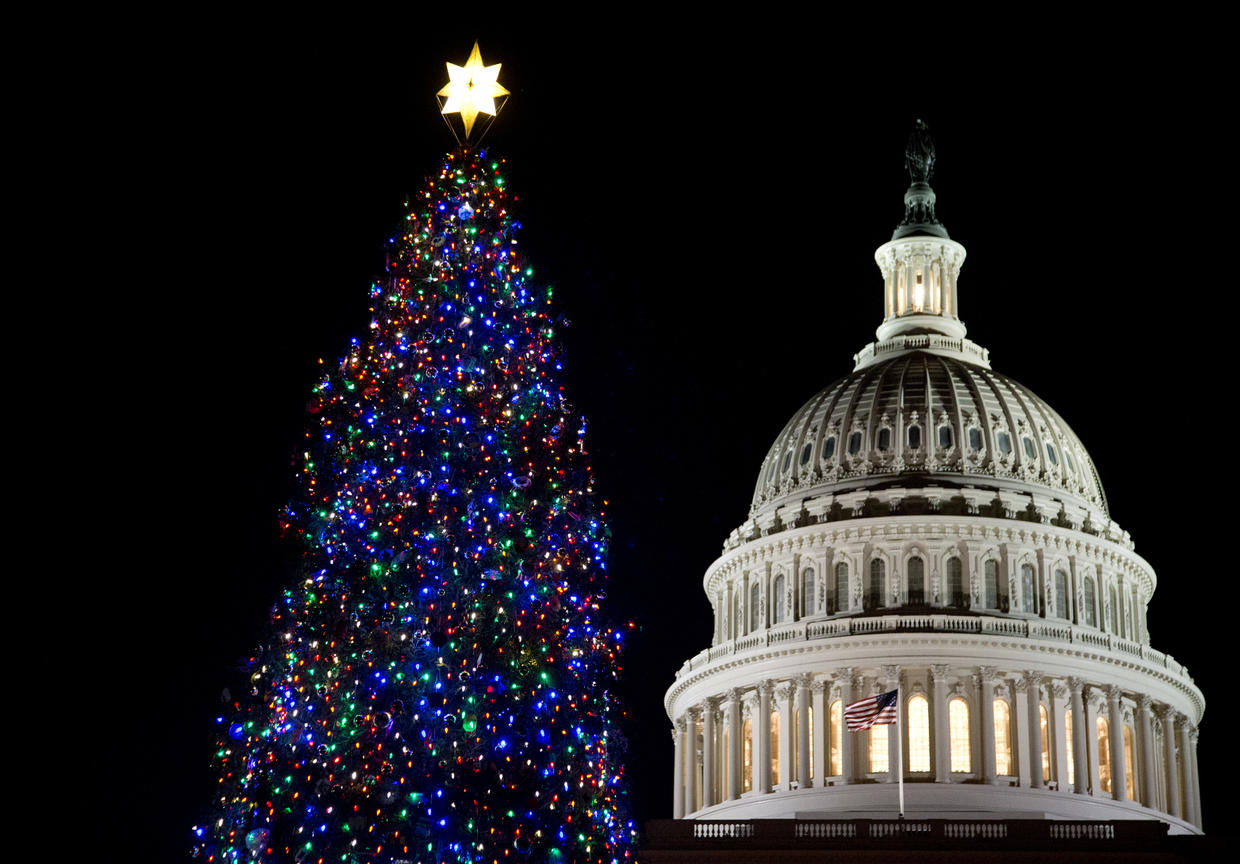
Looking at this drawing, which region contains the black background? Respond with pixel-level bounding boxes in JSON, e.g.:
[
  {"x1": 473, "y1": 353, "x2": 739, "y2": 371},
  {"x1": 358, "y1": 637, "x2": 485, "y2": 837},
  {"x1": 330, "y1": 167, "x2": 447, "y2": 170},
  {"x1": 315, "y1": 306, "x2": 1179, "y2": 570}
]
[{"x1": 91, "y1": 15, "x2": 1232, "y2": 861}]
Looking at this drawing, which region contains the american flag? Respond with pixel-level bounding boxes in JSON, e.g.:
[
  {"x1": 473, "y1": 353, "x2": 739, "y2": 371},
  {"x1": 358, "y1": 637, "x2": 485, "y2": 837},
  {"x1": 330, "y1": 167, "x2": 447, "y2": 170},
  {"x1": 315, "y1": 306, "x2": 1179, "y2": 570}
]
[{"x1": 844, "y1": 688, "x2": 898, "y2": 731}]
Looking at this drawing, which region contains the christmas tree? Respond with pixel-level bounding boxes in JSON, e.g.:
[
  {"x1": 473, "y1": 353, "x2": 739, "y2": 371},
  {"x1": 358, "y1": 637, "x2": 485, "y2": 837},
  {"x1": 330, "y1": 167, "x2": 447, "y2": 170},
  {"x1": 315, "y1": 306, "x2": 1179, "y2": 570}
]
[{"x1": 194, "y1": 45, "x2": 635, "y2": 864}]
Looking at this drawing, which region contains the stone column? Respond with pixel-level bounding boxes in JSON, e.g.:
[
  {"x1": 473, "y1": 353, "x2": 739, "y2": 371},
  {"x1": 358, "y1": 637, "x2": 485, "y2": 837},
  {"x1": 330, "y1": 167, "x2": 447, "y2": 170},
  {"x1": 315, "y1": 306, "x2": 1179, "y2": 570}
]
[
  {"x1": 812, "y1": 677, "x2": 829, "y2": 784},
  {"x1": 1051, "y1": 682, "x2": 1070, "y2": 792},
  {"x1": 1137, "y1": 694, "x2": 1156, "y2": 807},
  {"x1": 1156, "y1": 706, "x2": 1180, "y2": 818},
  {"x1": 1014, "y1": 675, "x2": 1032, "y2": 785},
  {"x1": 758, "y1": 680, "x2": 774, "y2": 793},
  {"x1": 747, "y1": 695, "x2": 761, "y2": 795},
  {"x1": 1026, "y1": 671, "x2": 1045, "y2": 788},
  {"x1": 1106, "y1": 686, "x2": 1126, "y2": 801},
  {"x1": 839, "y1": 668, "x2": 856, "y2": 784},
  {"x1": 778, "y1": 683, "x2": 795, "y2": 789},
  {"x1": 1178, "y1": 715, "x2": 1197, "y2": 825},
  {"x1": 1189, "y1": 726, "x2": 1202, "y2": 830},
  {"x1": 1086, "y1": 690, "x2": 1102, "y2": 797},
  {"x1": 1068, "y1": 678, "x2": 1088, "y2": 794},
  {"x1": 797, "y1": 673, "x2": 812, "y2": 788},
  {"x1": 685, "y1": 707, "x2": 700, "y2": 814},
  {"x1": 978, "y1": 666, "x2": 997, "y2": 784},
  {"x1": 931, "y1": 664, "x2": 952, "y2": 783},
  {"x1": 701, "y1": 698, "x2": 717, "y2": 809},
  {"x1": 725, "y1": 689, "x2": 742, "y2": 801},
  {"x1": 883, "y1": 665, "x2": 901, "y2": 783},
  {"x1": 672, "y1": 720, "x2": 685, "y2": 818}
]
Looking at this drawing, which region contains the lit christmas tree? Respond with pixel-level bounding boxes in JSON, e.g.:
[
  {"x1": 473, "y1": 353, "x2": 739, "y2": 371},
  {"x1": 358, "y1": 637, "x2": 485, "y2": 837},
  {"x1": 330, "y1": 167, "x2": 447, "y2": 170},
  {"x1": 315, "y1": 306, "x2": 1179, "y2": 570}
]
[{"x1": 193, "y1": 44, "x2": 635, "y2": 864}]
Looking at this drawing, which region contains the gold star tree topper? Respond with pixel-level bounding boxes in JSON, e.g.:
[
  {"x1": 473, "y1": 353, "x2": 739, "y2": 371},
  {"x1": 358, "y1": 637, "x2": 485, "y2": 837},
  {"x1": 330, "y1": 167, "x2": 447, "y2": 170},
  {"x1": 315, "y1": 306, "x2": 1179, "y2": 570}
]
[{"x1": 438, "y1": 42, "x2": 509, "y2": 140}]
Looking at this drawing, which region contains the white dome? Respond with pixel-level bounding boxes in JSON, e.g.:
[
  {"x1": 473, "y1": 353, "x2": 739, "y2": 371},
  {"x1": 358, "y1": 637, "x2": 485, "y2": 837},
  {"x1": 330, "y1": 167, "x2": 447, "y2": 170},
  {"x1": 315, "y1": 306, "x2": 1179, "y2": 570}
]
[{"x1": 751, "y1": 352, "x2": 1108, "y2": 523}]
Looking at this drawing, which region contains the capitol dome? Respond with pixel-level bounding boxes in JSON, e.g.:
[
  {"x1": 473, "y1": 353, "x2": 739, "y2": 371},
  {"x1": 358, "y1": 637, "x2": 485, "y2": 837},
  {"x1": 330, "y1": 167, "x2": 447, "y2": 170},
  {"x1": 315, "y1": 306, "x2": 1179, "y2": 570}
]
[{"x1": 663, "y1": 123, "x2": 1204, "y2": 835}]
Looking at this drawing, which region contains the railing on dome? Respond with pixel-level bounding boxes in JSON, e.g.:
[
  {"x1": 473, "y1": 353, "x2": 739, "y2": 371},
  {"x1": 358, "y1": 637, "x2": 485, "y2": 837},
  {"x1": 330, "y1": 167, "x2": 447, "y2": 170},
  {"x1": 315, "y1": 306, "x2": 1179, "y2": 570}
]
[
  {"x1": 853, "y1": 333, "x2": 991, "y2": 368},
  {"x1": 648, "y1": 818, "x2": 1164, "y2": 849},
  {"x1": 681, "y1": 614, "x2": 1192, "y2": 682}
]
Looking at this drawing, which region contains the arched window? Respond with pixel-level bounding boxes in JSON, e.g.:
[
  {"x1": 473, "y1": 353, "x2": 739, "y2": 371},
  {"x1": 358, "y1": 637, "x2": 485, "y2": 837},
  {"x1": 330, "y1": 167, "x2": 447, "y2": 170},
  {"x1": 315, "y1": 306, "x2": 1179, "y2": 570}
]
[
  {"x1": 1124, "y1": 724, "x2": 1136, "y2": 800},
  {"x1": 1108, "y1": 584, "x2": 1118, "y2": 633},
  {"x1": 1083, "y1": 577, "x2": 1096, "y2": 627},
  {"x1": 908, "y1": 425, "x2": 922, "y2": 449},
  {"x1": 1065, "y1": 709, "x2": 1075, "y2": 787},
  {"x1": 782, "y1": 450, "x2": 792, "y2": 473},
  {"x1": 909, "y1": 695, "x2": 930, "y2": 772},
  {"x1": 802, "y1": 568, "x2": 815, "y2": 617},
  {"x1": 770, "y1": 710, "x2": 780, "y2": 786},
  {"x1": 749, "y1": 582, "x2": 760, "y2": 632},
  {"x1": 947, "y1": 557, "x2": 965, "y2": 608},
  {"x1": 1040, "y1": 704, "x2": 1051, "y2": 781},
  {"x1": 823, "y1": 436, "x2": 836, "y2": 460},
  {"x1": 1055, "y1": 569, "x2": 1069, "y2": 619},
  {"x1": 968, "y1": 428, "x2": 983, "y2": 451},
  {"x1": 997, "y1": 431, "x2": 1012, "y2": 455},
  {"x1": 742, "y1": 717, "x2": 753, "y2": 792},
  {"x1": 984, "y1": 559, "x2": 1000, "y2": 609},
  {"x1": 1045, "y1": 442, "x2": 1059, "y2": 465},
  {"x1": 869, "y1": 722, "x2": 888, "y2": 773},
  {"x1": 1021, "y1": 563, "x2": 1037, "y2": 614},
  {"x1": 1097, "y1": 716, "x2": 1111, "y2": 793},
  {"x1": 772, "y1": 575, "x2": 785, "y2": 624},
  {"x1": 799, "y1": 442, "x2": 813, "y2": 466},
  {"x1": 993, "y1": 700, "x2": 1012, "y2": 775},
  {"x1": 1022, "y1": 436, "x2": 1037, "y2": 460},
  {"x1": 938, "y1": 425, "x2": 954, "y2": 449},
  {"x1": 848, "y1": 431, "x2": 862, "y2": 455},
  {"x1": 829, "y1": 700, "x2": 842, "y2": 775},
  {"x1": 878, "y1": 428, "x2": 891, "y2": 451},
  {"x1": 949, "y1": 698, "x2": 971, "y2": 772},
  {"x1": 834, "y1": 563, "x2": 849, "y2": 614},
  {"x1": 907, "y1": 557, "x2": 925, "y2": 605},
  {"x1": 867, "y1": 560, "x2": 885, "y2": 610}
]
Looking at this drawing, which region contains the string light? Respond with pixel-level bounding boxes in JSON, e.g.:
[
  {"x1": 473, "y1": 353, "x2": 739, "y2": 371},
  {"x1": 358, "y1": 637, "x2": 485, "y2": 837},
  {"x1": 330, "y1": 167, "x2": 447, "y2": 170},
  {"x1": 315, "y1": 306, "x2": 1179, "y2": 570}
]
[{"x1": 192, "y1": 149, "x2": 636, "y2": 864}]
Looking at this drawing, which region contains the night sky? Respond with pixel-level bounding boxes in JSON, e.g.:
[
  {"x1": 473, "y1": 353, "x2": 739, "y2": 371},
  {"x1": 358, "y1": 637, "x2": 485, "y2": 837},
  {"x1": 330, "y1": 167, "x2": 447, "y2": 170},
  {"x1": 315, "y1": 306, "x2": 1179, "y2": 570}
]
[{"x1": 106, "y1": 18, "x2": 1231, "y2": 861}]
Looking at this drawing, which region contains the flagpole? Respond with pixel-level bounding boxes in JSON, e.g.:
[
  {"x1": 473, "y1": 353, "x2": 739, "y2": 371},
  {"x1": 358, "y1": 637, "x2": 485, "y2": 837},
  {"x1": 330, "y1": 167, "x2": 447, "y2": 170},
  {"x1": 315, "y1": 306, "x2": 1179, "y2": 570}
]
[{"x1": 896, "y1": 686, "x2": 904, "y2": 818}]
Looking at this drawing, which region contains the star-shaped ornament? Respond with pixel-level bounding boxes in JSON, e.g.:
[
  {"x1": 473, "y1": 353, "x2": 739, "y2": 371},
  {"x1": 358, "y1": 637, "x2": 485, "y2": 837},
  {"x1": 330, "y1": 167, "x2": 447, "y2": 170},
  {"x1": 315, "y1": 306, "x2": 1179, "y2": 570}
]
[{"x1": 438, "y1": 42, "x2": 509, "y2": 140}]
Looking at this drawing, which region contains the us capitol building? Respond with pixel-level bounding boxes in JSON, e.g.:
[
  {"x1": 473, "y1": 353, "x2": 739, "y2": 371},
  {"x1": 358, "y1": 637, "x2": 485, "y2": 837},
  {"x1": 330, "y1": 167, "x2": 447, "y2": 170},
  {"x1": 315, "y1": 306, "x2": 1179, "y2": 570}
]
[{"x1": 656, "y1": 123, "x2": 1204, "y2": 849}]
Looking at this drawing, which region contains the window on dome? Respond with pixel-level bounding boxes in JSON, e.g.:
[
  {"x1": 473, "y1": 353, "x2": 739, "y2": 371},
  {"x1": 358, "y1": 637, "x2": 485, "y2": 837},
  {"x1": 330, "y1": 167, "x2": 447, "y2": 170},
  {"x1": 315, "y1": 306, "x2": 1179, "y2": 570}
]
[
  {"x1": 869, "y1": 722, "x2": 888, "y2": 773},
  {"x1": 848, "y1": 432, "x2": 862, "y2": 455},
  {"x1": 949, "y1": 698, "x2": 971, "y2": 772},
  {"x1": 1045, "y1": 442, "x2": 1058, "y2": 466},
  {"x1": 1124, "y1": 724, "x2": 1137, "y2": 800},
  {"x1": 750, "y1": 582, "x2": 761, "y2": 631},
  {"x1": 878, "y1": 428, "x2": 891, "y2": 451},
  {"x1": 867, "y1": 560, "x2": 885, "y2": 611},
  {"x1": 1108, "y1": 585, "x2": 1118, "y2": 633},
  {"x1": 907, "y1": 557, "x2": 925, "y2": 605},
  {"x1": 772, "y1": 575, "x2": 785, "y2": 624},
  {"x1": 938, "y1": 425, "x2": 953, "y2": 449},
  {"x1": 984, "y1": 559, "x2": 1000, "y2": 609},
  {"x1": 994, "y1": 699, "x2": 1012, "y2": 775},
  {"x1": 997, "y1": 431, "x2": 1012, "y2": 455},
  {"x1": 767, "y1": 461, "x2": 776, "y2": 483},
  {"x1": 1040, "y1": 705, "x2": 1052, "y2": 782},
  {"x1": 834, "y1": 563, "x2": 849, "y2": 614},
  {"x1": 968, "y1": 428, "x2": 983, "y2": 451},
  {"x1": 823, "y1": 436, "x2": 836, "y2": 459},
  {"x1": 1097, "y1": 716, "x2": 1111, "y2": 793},
  {"x1": 1055, "y1": 569, "x2": 1069, "y2": 619},
  {"x1": 829, "y1": 700, "x2": 842, "y2": 775},
  {"x1": 947, "y1": 558, "x2": 966, "y2": 608},
  {"x1": 802, "y1": 568, "x2": 815, "y2": 617},
  {"x1": 800, "y1": 442, "x2": 813, "y2": 466},
  {"x1": 742, "y1": 717, "x2": 753, "y2": 792},
  {"x1": 1021, "y1": 564, "x2": 1037, "y2": 614},
  {"x1": 1022, "y1": 437, "x2": 1037, "y2": 460},
  {"x1": 782, "y1": 451, "x2": 792, "y2": 473},
  {"x1": 1083, "y1": 577, "x2": 1096, "y2": 627},
  {"x1": 908, "y1": 425, "x2": 922, "y2": 449},
  {"x1": 1064, "y1": 450, "x2": 1076, "y2": 473},
  {"x1": 909, "y1": 695, "x2": 930, "y2": 772},
  {"x1": 770, "y1": 711, "x2": 780, "y2": 786}
]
